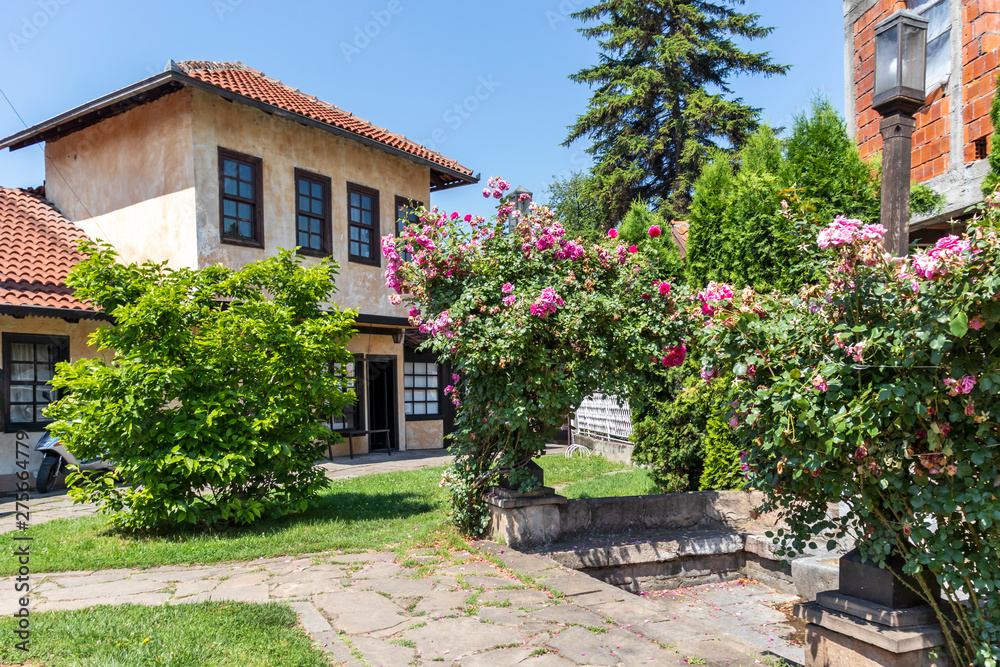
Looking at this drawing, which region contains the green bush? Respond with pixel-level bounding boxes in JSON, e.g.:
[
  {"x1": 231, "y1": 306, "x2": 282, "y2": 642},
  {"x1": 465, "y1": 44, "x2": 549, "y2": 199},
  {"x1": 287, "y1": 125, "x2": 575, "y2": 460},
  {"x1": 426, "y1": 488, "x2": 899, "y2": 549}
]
[
  {"x1": 48, "y1": 244, "x2": 356, "y2": 531},
  {"x1": 983, "y1": 74, "x2": 1000, "y2": 198},
  {"x1": 699, "y1": 415, "x2": 745, "y2": 492},
  {"x1": 618, "y1": 200, "x2": 685, "y2": 281}
]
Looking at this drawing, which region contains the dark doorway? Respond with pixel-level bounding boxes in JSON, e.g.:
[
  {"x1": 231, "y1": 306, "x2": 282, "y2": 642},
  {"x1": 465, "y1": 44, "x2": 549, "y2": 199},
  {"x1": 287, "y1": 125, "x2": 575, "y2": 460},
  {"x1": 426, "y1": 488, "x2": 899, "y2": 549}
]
[{"x1": 365, "y1": 357, "x2": 398, "y2": 451}]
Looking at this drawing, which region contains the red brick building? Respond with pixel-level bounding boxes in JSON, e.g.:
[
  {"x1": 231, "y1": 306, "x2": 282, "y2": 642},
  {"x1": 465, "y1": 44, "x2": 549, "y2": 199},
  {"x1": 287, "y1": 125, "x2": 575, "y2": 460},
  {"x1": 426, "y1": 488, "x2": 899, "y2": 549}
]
[{"x1": 844, "y1": 0, "x2": 999, "y2": 242}]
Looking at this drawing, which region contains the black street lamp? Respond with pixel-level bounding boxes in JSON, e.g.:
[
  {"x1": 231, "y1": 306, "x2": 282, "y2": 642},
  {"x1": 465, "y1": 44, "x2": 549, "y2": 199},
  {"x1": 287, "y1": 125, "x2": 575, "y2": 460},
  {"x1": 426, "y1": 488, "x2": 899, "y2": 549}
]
[{"x1": 873, "y1": 10, "x2": 928, "y2": 256}]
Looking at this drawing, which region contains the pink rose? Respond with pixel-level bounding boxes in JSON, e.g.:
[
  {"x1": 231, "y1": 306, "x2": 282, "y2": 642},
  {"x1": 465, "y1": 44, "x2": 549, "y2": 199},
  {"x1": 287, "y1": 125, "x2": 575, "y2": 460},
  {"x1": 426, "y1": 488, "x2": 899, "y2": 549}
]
[
  {"x1": 648, "y1": 225, "x2": 661, "y2": 238},
  {"x1": 608, "y1": 228, "x2": 619, "y2": 239},
  {"x1": 658, "y1": 282, "x2": 671, "y2": 296},
  {"x1": 464, "y1": 214, "x2": 473, "y2": 222},
  {"x1": 502, "y1": 282, "x2": 514, "y2": 294},
  {"x1": 970, "y1": 316, "x2": 984, "y2": 330},
  {"x1": 482, "y1": 188, "x2": 491, "y2": 198},
  {"x1": 812, "y1": 375, "x2": 828, "y2": 392},
  {"x1": 661, "y1": 344, "x2": 686, "y2": 368},
  {"x1": 629, "y1": 245, "x2": 637, "y2": 254}
]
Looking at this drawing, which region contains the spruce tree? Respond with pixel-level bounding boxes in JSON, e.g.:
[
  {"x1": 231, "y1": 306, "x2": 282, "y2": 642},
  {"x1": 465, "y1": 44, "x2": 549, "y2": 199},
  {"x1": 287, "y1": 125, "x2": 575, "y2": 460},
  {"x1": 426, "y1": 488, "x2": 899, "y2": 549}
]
[{"x1": 563, "y1": 0, "x2": 788, "y2": 222}]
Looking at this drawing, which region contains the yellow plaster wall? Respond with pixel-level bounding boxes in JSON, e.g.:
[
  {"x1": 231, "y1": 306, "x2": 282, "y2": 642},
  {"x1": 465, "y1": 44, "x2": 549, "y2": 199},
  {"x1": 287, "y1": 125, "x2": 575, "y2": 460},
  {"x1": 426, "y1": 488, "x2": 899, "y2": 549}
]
[
  {"x1": 0, "y1": 315, "x2": 107, "y2": 488},
  {"x1": 44, "y1": 90, "x2": 198, "y2": 268},
  {"x1": 189, "y1": 87, "x2": 425, "y2": 318},
  {"x1": 405, "y1": 420, "x2": 444, "y2": 451}
]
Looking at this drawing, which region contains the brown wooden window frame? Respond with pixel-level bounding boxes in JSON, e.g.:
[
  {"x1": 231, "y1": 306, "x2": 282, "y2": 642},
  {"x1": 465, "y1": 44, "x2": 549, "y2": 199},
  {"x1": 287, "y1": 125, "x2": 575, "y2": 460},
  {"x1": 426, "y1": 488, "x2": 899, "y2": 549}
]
[
  {"x1": 3, "y1": 333, "x2": 70, "y2": 433},
  {"x1": 294, "y1": 169, "x2": 332, "y2": 258},
  {"x1": 395, "y1": 196, "x2": 423, "y2": 263},
  {"x1": 218, "y1": 147, "x2": 264, "y2": 249},
  {"x1": 347, "y1": 182, "x2": 380, "y2": 267}
]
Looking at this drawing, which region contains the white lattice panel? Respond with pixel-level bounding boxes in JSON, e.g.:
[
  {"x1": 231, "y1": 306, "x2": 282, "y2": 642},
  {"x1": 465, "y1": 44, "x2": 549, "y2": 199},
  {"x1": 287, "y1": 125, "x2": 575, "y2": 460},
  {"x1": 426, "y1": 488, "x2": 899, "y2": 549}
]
[{"x1": 573, "y1": 393, "x2": 632, "y2": 443}]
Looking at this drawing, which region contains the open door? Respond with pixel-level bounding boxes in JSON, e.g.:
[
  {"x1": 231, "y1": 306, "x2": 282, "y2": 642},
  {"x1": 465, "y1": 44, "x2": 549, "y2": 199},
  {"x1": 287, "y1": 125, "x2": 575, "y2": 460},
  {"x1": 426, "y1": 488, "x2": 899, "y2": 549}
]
[{"x1": 364, "y1": 356, "x2": 398, "y2": 451}]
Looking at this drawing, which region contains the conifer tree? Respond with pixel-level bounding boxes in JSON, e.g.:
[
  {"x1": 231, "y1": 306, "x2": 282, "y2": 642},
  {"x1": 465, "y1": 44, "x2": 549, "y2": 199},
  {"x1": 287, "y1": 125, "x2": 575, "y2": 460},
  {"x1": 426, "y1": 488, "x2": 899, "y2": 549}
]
[{"x1": 563, "y1": 0, "x2": 788, "y2": 222}]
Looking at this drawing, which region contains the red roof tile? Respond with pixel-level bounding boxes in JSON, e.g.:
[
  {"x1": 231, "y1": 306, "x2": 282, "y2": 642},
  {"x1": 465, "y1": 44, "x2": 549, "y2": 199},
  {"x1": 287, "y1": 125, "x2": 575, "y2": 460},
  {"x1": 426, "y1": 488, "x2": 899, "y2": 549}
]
[
  {"x1": 0, "y1": 187, "x2": 95, "y2": 313},
  {"x1": 175, "y1": 61, "x2": 474, "y2": 178}
]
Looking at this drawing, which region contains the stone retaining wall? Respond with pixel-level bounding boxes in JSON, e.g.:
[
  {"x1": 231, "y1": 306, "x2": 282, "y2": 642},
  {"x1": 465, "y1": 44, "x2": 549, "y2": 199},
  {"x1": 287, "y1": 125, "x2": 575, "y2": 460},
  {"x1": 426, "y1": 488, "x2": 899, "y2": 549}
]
[{"x1": 571, "y1": 433, "x2": 635, "y2": 465}]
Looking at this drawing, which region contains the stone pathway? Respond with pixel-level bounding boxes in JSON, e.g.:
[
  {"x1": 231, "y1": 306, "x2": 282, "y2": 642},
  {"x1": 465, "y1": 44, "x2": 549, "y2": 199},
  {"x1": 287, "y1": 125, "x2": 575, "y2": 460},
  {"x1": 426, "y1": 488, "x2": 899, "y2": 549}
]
[{"x1": 2, "y1": 542, "x2": 802, "y2": 666}]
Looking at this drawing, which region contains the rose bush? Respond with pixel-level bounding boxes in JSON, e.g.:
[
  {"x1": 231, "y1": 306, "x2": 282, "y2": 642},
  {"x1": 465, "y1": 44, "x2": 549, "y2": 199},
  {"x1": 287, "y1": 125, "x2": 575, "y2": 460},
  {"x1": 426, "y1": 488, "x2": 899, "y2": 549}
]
[
  {"x1": 698, "y1": 202, "x2": 1000, "y2": 664},
  {"x1": 382, "y1": 179, "x2": 688, "y2": 533}
]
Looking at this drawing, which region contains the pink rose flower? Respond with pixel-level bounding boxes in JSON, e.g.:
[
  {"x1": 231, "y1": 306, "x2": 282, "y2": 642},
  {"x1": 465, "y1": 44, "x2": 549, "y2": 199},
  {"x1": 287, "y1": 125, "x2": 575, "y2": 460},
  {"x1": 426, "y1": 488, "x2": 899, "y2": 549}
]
[
  {"x1": 629, "y1": 245, "x2": 637, "y2": 253},
  {"x1": 648, "y1": 225, "x2": 661, "y2": 238},
  {"x1": 482, "y1": 188, "x2": 491, "y2": 198},
  {"x1": 503, "y1": 294, "x2": 516, "y2": 307},
  {"x1": 464, "y1": 214, "x2": 473, "y2": 222},
  {"x1": 658, "y1": 282, "x2": 671, "y2": 296},
  {"x1": 812, "y1": 375, "x2": 828, "y2": 392},
  {"x1": 661, "y1": 344, "x2": 686, "y2": 368},
  {"x1": 608, "y1": 228, "x2": 619, "y2": 239},
  {"x1": 501, "y1": 282, "x2": 514, "y2": 294},
  {"x1": 970, "y1": 316, "x2": 984, "y2": 330}
]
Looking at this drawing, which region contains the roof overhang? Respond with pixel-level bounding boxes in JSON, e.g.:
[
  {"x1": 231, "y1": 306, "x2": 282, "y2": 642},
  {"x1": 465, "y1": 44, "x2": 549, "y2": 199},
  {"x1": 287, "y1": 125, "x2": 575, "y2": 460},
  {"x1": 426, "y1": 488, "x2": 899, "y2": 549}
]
[
  {"x1": 0, "y1": 304, "x2": 110, "y2": 321},
  {"x1": 0, "y1": 71, "x2": 479, "y2": 193}
]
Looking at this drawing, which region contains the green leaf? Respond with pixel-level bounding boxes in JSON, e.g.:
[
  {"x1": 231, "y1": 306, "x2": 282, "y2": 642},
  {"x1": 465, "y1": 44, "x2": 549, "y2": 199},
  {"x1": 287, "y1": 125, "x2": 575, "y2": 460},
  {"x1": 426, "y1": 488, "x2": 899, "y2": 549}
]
[{"x1": 950, "y1": 311, "x2": 969, "y2": 338}]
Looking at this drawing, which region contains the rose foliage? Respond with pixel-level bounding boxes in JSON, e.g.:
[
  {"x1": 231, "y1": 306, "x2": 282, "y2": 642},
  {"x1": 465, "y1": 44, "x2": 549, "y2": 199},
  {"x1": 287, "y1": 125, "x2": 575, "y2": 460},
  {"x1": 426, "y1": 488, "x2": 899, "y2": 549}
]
[
  {"x1": 699, "y1": 205, "x2": 1000, "y2": 664},
  {"x1": 382, "y1": 179, "x2": 688, "y2": 533}
]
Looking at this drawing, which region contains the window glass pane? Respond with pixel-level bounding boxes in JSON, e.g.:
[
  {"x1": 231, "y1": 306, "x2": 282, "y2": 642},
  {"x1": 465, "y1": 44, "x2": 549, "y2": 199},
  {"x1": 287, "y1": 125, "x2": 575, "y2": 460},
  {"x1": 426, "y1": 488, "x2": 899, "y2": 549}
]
[
  {"x1": 36, "y1": 386, "x2": 52, "y2": 403},
  {"x1": 10, "y1": 363, "x2": 33, "y2": 381},
  {"x1": 404, "y1": 390, "x2": 413, "y2": 402},
  {"x1": 225, "y1": 218, "x2": 239, "y2": 235},
  {"x1": 923, "y1": 0, "x2": 950, "y2": 39},
  {"x1": 360, "y1": 229, "x2": 370, "y2": 243},
  {"x1": 238, "y1": 202, "x2": 252, "y2": 220},
  {"x1": 350, "y1": 241, "x2": 360, "y2": 256},
  {"x1": 310, "y1": 236, "x2": 321, "y2": 250},
  {"x1": 405, "y1": 403, "x2": 413, "y2": 415},
  {"x1": 36, "y1": 345, "x2": 55, "y2": 362},
  {"x1": 224, "y1": 200, "x2": 237, "y2": 217},
  {"x1": 11, "y1": 342, "x2": 33, "y2": 362},
  {"x1": 350, "y1": 227, "x2": 359, "y2": 241},
  {"x1": 311, "y1": 218, "x2": 321, "y2": 234},
  {"x1": 414, "y1": 403, "x2": 427, "y2": 415},
  {"x1": 10, "y1": 405, "x2": 31, "y2": 423},
  {"x1": 414, "y1": 390, "x2": 426, "y2": 402},
  {"x1": 298, "y1": 179, "x2": 309, "y2": 195},
  {"x1": 427, "y1": 375, "x2": 438, "y2": 388},
  {"x1": 415, "y1": 363, "x2": 427, "y2": 375},
  {"x1": 312, "y1": 182, "x2": 322, "y2": 199},
  {"x1": 350, "y1": 192, "x2": 360, "y2": 207},
  {"x1": 36, "y1": 365, "x2": 55, "y2": 382},
  {"x1": 362, "y1": 211, "x2": 372, "y2": 226},
  {"x1": 415, "y1": 375, "x2": 427, "y2": 388},
  {"x1": 9, "y1": 385, "x2": 32, "y2": 402},
  {"x1": 426, "y1": 403, "x2": 439, "y2": 415},
  {"x1": 404, "y1": 376, "x2": 414, "y2": 388},
  {"x1": 239, "y1": 182, "x2": 253, "y2": 199},
  {"x1": 926, "y1": 33, "x2": 950, "y2": 88},
  {"x1": 311, "y1": 200, "x2": 323, "y2": 215},
  {"x1": 360, "y1": 245, "x2": 370, "y2": 258},
  {"x1": 224, "y1": 178, "x2": 238, "y2": 195},
  {"x1": 404, "y1": 362, "x2": 413, "y2": 374},
  {"x1": 300, "y1": 195, "x2": 311, "y2": 211},
  {"x1": 239, "y1": 163, "x2": 252, "y2": 181},
  {"x1": 239, "y1": 221, "x2": 252, "y2": 238},
  {"x1": 36, "y1": 408, "x2": 51, "y2": 422},
  {"x1": 350, "y1": 208, "x2": 361, "y2": 223},
  {"x1": 361, "y1": 195, "x2": 372, "y2": 210},
  {"x1": 224, "y1": 159, "x2": 238, "y2": 177},
  {"x1": 298, "y1": 231, "x2": 309, "y2": 247}
]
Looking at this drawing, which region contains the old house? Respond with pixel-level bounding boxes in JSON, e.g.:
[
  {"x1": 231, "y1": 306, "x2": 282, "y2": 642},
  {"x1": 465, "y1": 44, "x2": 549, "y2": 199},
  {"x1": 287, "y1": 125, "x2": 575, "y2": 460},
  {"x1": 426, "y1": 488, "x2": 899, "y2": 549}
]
[
  {"x1": 844, "y1": 0, "x2": 999, "y2": 243},
  {"x1": 0, "y1": 186, "x2": 107, "y2": 489},
  {"x1": 0, "y1": 61, "x2": 477, "y2": 488}
]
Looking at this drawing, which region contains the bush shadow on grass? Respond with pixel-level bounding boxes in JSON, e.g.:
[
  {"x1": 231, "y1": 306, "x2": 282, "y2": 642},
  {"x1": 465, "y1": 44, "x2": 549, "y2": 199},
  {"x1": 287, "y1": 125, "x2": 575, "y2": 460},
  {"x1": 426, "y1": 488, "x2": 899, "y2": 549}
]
[{"x1": 94, "y1": 490, "x2": 440, "y2": 542}]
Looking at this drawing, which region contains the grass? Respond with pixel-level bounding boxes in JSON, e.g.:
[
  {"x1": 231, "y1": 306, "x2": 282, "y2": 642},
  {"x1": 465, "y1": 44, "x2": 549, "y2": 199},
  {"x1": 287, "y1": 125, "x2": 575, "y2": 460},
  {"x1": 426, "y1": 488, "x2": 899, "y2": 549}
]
[
  {"x1": 0, "y1": 602, "x2": 330, "y2": 666},
  {"x1": 5, "y1": 453, "x2": 664, "y2": 575},
  {"x1": 3, "y1": 466, "x2": 463, "y2": 576},
  {"x1": 537, "y1": 454, "x2": 663, "y2": 498}
]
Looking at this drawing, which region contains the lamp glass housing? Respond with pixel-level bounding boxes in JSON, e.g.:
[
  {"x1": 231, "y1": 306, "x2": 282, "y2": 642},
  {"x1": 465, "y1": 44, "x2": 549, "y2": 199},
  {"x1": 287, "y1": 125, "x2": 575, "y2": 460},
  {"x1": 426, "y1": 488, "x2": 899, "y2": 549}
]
[{"x1": 873, "y1": 10, "x2": 928, "y2": 116}]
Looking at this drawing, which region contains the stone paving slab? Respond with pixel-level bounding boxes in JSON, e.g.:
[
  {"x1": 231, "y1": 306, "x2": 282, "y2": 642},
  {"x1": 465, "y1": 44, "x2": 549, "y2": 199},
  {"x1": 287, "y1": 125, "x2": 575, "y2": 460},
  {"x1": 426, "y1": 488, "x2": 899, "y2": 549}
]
[{"x1": 1, "y1": 539, "x2": 805, "y2": 665}]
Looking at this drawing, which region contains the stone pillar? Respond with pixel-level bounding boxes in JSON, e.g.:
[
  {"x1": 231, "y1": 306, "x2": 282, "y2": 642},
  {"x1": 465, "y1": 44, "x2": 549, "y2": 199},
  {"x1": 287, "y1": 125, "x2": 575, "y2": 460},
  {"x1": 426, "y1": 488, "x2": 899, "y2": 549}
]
[
  {"x1": 484, "y1": 487, "x2": 567, "y2": 550},
  {"x1": 880, "y1": 113, "x2": 918, "y2": 256}
]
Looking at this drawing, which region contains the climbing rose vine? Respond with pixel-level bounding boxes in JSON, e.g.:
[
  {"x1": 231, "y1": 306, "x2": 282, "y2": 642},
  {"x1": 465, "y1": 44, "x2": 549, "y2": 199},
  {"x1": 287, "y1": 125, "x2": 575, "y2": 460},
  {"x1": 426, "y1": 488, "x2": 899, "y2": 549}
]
[
  {"x1": 698, "y1": 203, "x2": 1000, "y2": 664},
  {"x1": 383, "y1": 179, "x2": 688, "y2": 533}
]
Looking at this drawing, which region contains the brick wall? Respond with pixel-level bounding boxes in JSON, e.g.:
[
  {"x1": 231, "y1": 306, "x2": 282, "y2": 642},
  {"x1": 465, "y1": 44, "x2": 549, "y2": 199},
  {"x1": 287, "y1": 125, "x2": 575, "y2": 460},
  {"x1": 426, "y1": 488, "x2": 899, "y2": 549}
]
[
  {"x1": 852, "y1": 0, "x2": 998, "y2": 184},
  {"x1": 962, "y1": 0, "x2": 999, "y2": 162}
]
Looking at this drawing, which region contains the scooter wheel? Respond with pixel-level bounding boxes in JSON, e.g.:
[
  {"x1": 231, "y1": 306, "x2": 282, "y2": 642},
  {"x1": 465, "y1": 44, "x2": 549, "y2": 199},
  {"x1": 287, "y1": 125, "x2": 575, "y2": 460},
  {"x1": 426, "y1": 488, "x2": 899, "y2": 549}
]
[{"x1": 36, "y1": 454, "x2": 60, "y2": 494}]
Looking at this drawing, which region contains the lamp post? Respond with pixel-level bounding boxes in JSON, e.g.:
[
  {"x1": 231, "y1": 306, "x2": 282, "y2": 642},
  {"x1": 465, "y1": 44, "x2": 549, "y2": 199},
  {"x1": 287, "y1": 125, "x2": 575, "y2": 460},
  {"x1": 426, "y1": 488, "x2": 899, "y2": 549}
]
[{"x1": 873, "y1": 10, "x2": 928, "y2": 256}]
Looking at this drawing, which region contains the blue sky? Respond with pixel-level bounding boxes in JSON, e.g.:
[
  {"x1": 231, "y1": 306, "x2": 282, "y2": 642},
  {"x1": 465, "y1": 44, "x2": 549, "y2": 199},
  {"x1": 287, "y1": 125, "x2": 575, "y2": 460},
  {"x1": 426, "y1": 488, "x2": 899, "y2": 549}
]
[{"x1": 0, "y1": 0, "x2": 845, "y2": 219}]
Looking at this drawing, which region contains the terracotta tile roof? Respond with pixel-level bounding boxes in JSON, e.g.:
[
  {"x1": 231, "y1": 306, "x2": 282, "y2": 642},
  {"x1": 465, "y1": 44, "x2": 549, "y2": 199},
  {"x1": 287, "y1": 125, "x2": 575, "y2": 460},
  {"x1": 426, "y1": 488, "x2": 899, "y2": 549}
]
[
  {"x1": 174, "y1": 61, "x2": 474, "y2": 178},
  {"x1": 0, "y1": 187, "x2": 95, "y2": 313}
]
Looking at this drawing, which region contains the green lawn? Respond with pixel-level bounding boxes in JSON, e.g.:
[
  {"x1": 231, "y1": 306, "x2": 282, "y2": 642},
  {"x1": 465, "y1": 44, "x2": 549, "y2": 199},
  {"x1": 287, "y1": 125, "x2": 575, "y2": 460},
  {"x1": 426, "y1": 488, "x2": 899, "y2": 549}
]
[
  {"x1": 4, "y1": 454, "x2": 661, "y2": 575},
  {"x1": 3, "y1": 466, "x2": 463, "y2": 576},
  {"x1": 0, "y1": 602, "x2": 330, "y2": 666}
]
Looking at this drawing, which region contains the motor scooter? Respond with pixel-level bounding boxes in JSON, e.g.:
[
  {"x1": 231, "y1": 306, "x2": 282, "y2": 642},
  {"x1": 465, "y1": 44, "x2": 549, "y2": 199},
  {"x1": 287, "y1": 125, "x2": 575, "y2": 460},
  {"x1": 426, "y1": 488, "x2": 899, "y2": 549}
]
[{"x1": 34, "y1": 430, "x2": 113, "y2": 493}]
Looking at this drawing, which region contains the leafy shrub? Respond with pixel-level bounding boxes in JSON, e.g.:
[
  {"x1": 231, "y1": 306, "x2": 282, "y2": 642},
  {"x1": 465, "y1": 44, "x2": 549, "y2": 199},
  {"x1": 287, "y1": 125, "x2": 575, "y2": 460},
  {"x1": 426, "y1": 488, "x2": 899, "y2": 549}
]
[
  {"x1": 618, "y1": 200, "x2": 685, "y2": 281},
  {"x1": 383, "y1": 180, "x2": 688, "y2": 534},
  {"x1": 699, "y1": 414, "x2": 745, "y2": 492},
  {"x1": 632, "y1": 386, "x2": 706, "y2": 493},
  {"x1": 983, "y1": 74, "x2": 1000, "y2": 198},
  {"x1": 48, "y1": 245, "x2": 356, "y2": 531},
  {"x1": 698, "y1": 205, "x2": 1000, "y2": 663}
]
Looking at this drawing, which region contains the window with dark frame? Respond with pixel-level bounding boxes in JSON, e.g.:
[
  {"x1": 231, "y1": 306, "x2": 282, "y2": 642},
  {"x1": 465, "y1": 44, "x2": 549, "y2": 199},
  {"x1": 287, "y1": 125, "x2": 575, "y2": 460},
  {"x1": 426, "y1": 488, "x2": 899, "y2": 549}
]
[
  {"x1": 347, "y1": 183, "x2": 379, "y2": 265},
  {"x1": 404, "y1": 358, "x2": 441, "y2": 418},
  {"x1": 295, "y1": 169, "x2": 331, "y2": 257},
  {"x1": 329, "y1": 356, "x2": 363, "y2": 432},
  {"x1": 974, "y1": 136, "x2": 989, "y2": 161},
  {"x1": 395, "y1": 196, "x2": 423, "y2": 262},
  {"x1": 3, "y1": 334, "x2": 69, "y2": 432},
  {"x1": 219, "y1": 147, "x2": 264, "y2": 247},
  {"x1": 906, "y1": 0, "x2": 951, "y2": 92}
]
